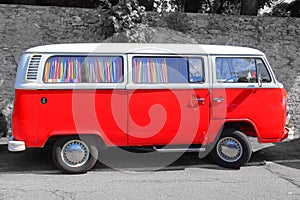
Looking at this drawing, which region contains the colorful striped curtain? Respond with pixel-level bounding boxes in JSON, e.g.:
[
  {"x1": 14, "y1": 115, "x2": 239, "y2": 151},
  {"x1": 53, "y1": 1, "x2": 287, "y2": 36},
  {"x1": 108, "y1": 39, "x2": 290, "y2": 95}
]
[
  {"x1": 133, "y1": 57, "x2": 190, "y2": 83},
  {"x1": 44, "y1": 56, "x2": 123, "y2": 83},
  {"x1": 133, "y1": 57, "x2": 168, "y2": 83}
]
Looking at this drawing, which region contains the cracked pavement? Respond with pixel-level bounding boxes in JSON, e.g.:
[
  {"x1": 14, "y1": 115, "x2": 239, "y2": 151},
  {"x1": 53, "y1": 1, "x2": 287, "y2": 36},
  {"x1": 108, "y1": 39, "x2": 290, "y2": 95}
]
[
  {"x1": 0, "y1": 137, "x2": 299, "y2": 199},
  {"x1": 0, "y1": 163, "x2": 299, "y2": 200}
]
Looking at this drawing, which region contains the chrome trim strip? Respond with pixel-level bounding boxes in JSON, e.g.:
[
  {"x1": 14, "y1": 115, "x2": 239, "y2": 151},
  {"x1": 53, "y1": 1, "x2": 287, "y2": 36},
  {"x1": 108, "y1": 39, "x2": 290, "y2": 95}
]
[
  {"x1": 154, "y1": 146, "x2": 206, "y2": 153},
  {"x1": 126, "y1": 83, "x2": 210, "y2": 90},
  {"x1": 211, "y1": 82, "x2": 281, "y2": 89}
]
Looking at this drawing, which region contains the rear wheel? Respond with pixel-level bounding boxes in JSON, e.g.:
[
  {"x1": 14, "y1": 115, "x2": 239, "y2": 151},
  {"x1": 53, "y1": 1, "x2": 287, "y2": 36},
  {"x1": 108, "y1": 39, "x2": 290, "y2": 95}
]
[
  {"x1": 52, "y1": 136, "x2": 98, "y2": 173},
  {"x1": 210, "y1": 129, "x2": 252, "y2": 168}
]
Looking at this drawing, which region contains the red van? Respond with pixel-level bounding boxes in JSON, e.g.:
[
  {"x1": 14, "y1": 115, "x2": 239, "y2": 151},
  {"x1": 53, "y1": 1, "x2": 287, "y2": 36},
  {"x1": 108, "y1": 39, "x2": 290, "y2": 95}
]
[{"x1": 8, "y1": 43, "x2": 289, "y2": 173}]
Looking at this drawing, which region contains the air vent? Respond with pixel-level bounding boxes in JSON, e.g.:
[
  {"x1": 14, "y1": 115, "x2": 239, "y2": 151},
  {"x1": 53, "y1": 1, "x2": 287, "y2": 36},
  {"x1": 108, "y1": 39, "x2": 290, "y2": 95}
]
[{"x1": 26, "y1": 55, "x2": 41, "y2": 80}]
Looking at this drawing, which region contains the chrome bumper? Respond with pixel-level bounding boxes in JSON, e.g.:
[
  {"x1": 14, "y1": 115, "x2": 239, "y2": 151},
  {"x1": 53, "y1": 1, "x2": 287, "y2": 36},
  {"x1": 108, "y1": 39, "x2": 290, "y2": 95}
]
[{"x1": 8, "y1": 136, "x2": 26, "y2": 152}]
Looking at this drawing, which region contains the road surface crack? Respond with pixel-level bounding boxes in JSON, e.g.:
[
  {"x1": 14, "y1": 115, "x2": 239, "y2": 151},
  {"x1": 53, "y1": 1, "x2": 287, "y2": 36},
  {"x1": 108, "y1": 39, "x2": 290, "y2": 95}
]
[{"x1": 265, "y1": 165, "x2": 300, "y2": 189}]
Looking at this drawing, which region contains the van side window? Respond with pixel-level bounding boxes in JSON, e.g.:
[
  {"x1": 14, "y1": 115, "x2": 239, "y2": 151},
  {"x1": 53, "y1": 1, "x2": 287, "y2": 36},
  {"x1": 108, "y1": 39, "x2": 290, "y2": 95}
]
[
  {"x1": 132, "y1": 57, "x2": 204, "y2": 83},
  {"x1": 256, "y1": 59, "x2": 271, "y2": 82},
  {"x1": 43, "y1": 56, "x2": 123, "y2": 83},
  {"x1": 189, "y1": 58, "x2": 204, "y2": 83},
  {"x1": 216, "y1": 57, "x2": 271, "y2": 83}
]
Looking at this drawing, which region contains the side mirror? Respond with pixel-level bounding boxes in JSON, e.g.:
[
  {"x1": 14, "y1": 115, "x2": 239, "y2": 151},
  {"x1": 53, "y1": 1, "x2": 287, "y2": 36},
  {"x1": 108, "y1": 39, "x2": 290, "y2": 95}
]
[{"x1": 258, "y1": 74, "x2": 262, "y2": 87}]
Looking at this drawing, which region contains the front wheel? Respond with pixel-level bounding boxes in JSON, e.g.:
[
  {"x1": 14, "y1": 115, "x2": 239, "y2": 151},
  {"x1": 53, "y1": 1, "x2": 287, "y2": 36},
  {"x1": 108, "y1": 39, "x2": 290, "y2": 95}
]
[
  {"x1": 52, "y1": 136, "x2": 98, "y2": 174},
  {"x1": 210, "y1": 129, "x2": 252, "y2": 168}
]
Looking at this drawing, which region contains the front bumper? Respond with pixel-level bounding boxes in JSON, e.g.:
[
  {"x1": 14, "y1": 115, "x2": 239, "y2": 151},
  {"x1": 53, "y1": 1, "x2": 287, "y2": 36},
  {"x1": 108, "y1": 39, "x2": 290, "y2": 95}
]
[
  {"x1": 8, "y1": 136, "x2": 26, "y2": 152},
  {"x1": 281, "y1": 127, "x2": 290, "y2": 141}
]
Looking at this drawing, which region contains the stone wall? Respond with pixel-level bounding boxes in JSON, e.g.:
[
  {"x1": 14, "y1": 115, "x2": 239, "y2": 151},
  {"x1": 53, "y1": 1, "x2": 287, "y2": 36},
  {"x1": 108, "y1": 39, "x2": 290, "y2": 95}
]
[
  {"x1": 0, "y1": 5, "x2": 105, "y2": 110},
  {"x1": 0, "y1": 4, "x2": 299, "y2": 130},
  {"x1": 187, "y1": 13, "x2": 300, "y2": 92}
]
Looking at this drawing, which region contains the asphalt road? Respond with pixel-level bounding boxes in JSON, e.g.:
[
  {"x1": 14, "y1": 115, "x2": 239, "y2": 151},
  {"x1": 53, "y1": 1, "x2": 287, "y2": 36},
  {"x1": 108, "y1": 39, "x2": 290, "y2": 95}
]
[{"x1": 0, "y1": 137, "x2": 299, "y2": 199}]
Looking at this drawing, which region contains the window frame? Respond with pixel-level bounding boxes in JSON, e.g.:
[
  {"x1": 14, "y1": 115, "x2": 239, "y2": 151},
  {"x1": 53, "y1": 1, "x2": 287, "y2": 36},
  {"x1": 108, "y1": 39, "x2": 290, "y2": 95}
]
[
  {"x1": 43, "y1": 55, "x2": 124, "y2": 84},
  {"x1": 131, "y1": 55, "x2": 205, "y2": 84},
  {"x1": 213, "y1": 56, "x2": 274, "y2": 87},
  {"x1": 126, "y1": 54, "x2": 209, "y2": 90},
  {"x1": 37, "y1": 54, "x2": 127, "y2": 90}
]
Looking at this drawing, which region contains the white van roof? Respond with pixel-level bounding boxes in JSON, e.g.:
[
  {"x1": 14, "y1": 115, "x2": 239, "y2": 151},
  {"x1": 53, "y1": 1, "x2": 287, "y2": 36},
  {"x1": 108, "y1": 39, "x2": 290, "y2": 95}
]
[{"x1": 25, "y1": 43, "x2": 264, "y2": 56}]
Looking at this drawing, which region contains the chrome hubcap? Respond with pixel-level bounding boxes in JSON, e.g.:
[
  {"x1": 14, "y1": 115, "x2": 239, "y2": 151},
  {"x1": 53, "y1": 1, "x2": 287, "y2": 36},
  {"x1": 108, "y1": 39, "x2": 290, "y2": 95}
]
[
  {"x1": 61, "y1": 140, "x2": 89, "y2": 167},
  {"x1": 216, "y1": 137, "x2": 242, "y2": 163}
]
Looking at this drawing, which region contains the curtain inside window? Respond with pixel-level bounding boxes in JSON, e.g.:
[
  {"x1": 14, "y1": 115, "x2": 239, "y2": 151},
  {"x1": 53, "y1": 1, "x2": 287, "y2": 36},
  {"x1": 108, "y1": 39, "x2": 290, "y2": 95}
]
[
  {"x1": 133, "y1": 57, "x2": 168, "y2": 83},
  {"x1": 44, "y1": 56, "x2": 123, "y2": 83}
]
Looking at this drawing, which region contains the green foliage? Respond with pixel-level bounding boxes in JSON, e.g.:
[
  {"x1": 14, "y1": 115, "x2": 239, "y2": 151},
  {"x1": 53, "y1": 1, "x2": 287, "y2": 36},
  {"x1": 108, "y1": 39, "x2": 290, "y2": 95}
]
[
  {"x1": 109, "y1": 0, "x2": 147, "y2": 32},
  {"x1": 290, "y1": 0, "x2": 300, "y2": 17},
  {"x1": 153, "y1": 0, "x2": 178, "y2": 12},
  {"x1": 267, "y1": 2, "x2": 291, "y2": 17},
  {"x1": 151, "y1": 0, "x2": 270, "y2": 15},
  {"x1": 209, "y1": 0, "x2": 279, "y2": 15},
  {"x1": 153, "y1": 0, "x2": 211, "y2": 13},
  {"x1": 101, "y1": 0, "x2": 148, "y2": 42},
  {"x1": 265, "y1": 0, "x2": 300, "y2": 17},
  {"x1": 163, "y1": 12, "x2": 191, "y2": 33},
  {"x1": 96, "y1": 0, "x2": 298, "y2": 42},
  {"x1": 211, "y1": 0, "x2": 240, "y2": 14},
  {"x1": 258, "y1": 0, "x2": 277, "y2": 9},
  {"x1": 137, "y1": 0, "x2": 155, "y2": 11},
  {"x1": 96, "y1": 0, "x2": 113, "y2": 8}
]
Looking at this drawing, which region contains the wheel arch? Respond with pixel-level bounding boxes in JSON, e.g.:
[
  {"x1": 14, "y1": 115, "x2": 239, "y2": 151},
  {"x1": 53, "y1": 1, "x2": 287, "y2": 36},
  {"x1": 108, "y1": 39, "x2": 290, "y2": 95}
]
[
  {"x1": 222, "y1": 119, "x2": 261, "y2": 140},
  {"x1": 45, "y1": 133, "x2": 106, "y2": 150}
]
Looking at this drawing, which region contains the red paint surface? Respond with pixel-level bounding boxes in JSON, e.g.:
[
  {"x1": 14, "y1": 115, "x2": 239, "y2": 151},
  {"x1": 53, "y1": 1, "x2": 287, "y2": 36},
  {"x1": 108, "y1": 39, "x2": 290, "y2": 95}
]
[
  {"x1": 127, "y1": 89, "x2": 209, "y2": 145},
  {"x1": 12, "y1": 87, "x2": 287, "y2": 148},
  {"x1": 223, "y1": 88, "x2": 287, "y2": 141}
]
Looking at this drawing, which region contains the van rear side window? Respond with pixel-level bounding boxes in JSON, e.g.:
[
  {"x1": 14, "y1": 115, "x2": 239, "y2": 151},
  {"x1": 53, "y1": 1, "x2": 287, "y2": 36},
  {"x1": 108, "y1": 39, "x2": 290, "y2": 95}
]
[
  {"x1": 132, "y1": 57, "x2": 204, "y2": 83},
  {"x1": 43, "y1": 56, "x2": 123, "y2": 83},
  {"x1": 216, "y1": 57, "x2": 271, "y2": 83}
]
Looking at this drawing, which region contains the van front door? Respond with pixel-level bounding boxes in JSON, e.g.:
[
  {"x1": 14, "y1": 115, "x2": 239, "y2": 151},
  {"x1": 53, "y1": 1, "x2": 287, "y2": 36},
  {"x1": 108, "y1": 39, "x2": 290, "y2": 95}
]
[
  {"x1": 213, "y1": 56, "x2": 284, "y2": 140},
  {"x1": 127, "y1": 55, "x2": 210, "y2": 146}
]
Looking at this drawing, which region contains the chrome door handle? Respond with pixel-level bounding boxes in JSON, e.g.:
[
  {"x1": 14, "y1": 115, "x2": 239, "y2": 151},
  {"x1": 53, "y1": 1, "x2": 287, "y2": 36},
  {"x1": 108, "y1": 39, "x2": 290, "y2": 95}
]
[
  {"x1": 213, "y1": 97, "x2": 225, "y2": 103},
  {"x1": 194, "y1": 98, "x2": 205, "y2": 101},
  {"x1": 193, "y1": 97, "x2": 205, "y2": 105}
]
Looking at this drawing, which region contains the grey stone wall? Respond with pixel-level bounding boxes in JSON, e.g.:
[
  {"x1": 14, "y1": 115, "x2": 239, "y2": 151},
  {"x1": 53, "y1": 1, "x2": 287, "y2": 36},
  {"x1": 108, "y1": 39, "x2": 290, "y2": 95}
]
[
  {"x1": 0, "y1": 4, "x2": 299, "y2": 130},
  {"x1": 186, "y1": 13, "x2": 300, "y2": 93},
  {"x1": 0, "y1": 5, "x2": 107, "y2": 110}
]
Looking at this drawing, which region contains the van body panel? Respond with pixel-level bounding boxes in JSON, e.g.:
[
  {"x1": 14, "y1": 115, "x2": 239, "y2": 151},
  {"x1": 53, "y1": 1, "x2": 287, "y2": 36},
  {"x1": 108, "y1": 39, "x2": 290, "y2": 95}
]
[
  {"x1": 224, "y1": 88, "x2": 285, "y2": 139},
  {"x1": 37, "y1": 89, "x2": 128, "y2": 147},
  {"x1": 12, "y1": 90, "x2": 39, "y2": 146},
  {"x1": 13, "y1": 89, "x2": 128, "y2": 148},
  {"x1": 127, "y1": 89, "x2": 209, "y2": 146}
]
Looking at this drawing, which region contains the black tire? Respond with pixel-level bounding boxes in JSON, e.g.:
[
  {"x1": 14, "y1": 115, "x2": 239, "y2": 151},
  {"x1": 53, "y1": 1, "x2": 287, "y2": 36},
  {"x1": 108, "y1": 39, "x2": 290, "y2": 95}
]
[
  {"x1": 210, "y1": 128, "x2": 252, "y2": 168},
  {"x1": 52, "y1": 136, "x2": 98, "y2": 174}
]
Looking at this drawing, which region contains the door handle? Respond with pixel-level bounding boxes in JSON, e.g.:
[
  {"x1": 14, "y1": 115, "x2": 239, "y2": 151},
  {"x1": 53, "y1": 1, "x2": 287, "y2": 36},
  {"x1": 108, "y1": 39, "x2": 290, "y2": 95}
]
[
  {"x1": 193, "y1": 97, "x2": 205, "y2": 105},
  {"x1": 213, "y1": 97, "x2": 225, "y2": 103}
]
